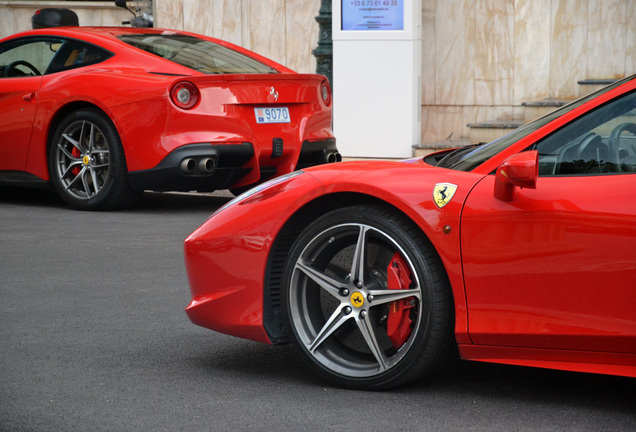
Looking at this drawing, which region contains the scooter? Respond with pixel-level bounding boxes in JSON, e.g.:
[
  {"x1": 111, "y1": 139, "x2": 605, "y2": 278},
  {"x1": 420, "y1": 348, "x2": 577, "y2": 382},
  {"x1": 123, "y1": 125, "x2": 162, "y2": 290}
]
[{"x1": 115, "y1": 0, "x2": 153, "y2": 28}]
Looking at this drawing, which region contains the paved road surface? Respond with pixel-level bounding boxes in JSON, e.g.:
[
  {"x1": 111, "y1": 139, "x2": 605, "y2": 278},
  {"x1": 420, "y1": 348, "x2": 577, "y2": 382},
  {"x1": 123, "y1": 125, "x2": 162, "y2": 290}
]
[{"x1": 1, "y1": 187, "x2": 634, "y2": 431}]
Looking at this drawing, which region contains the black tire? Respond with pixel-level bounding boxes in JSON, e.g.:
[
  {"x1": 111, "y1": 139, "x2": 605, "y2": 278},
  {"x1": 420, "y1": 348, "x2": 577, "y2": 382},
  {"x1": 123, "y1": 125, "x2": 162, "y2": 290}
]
[
  {"x1": 48, "y1": 108, "x2": 139, "y2": 210},
  {"x1": 282, "y1": 205, "x2": 453, "y2": 389}
]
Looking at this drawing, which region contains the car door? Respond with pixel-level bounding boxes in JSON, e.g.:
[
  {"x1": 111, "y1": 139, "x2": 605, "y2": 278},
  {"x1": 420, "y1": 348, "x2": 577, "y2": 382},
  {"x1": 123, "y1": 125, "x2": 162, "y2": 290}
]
[
  {"x1": 460, "y1": 91, "x2": 636, "y2": 355},
  {"x1": 0, "y1": 37, "x2": 61, "y2": 171}
]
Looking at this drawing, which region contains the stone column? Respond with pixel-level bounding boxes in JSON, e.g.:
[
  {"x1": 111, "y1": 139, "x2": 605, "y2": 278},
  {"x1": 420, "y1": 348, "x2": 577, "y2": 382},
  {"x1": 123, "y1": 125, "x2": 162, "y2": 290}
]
[{"x1": 312, "y1": 0, "x2": 333, "y2": 88}]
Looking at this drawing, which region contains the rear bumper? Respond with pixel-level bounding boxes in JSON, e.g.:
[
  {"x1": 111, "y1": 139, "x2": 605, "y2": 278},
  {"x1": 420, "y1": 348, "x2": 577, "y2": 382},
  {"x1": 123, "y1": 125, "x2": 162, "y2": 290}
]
[
  {"x1": 127, "y1": 139, "x2": 339, "y2": 192},
  {"x1": 127, "y1": 142, "x2": 254, "y2": 192}
]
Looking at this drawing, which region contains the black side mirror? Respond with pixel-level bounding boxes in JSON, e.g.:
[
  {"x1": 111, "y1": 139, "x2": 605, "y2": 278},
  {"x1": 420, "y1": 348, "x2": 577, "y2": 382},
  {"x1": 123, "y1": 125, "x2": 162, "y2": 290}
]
[{"x1": 115, "y1": 0, "x2": 136, "y2": 17}]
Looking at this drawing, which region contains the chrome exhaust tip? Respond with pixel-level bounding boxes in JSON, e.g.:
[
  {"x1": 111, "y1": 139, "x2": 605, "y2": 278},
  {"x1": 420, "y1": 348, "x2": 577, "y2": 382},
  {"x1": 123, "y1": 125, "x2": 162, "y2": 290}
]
[
  {"x1": 198, "y1": 157, "x2": 216, "y2": 174},
  {"x1": 179, "y1": 158, "x2": 197, "y2": 174}
]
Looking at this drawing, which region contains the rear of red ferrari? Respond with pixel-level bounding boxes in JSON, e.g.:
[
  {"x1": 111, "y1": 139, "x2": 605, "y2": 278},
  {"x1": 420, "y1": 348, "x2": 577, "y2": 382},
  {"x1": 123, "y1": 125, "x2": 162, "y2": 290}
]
[
  {"x1": 124, "y1": 73, "x2": 336, "y2": 193},
  {"x1": 106, "y1": 29, "x2": 338, "y2": 193},
  {"x1": 134, "y1": 74, "x2": 335, "y2": 191}
]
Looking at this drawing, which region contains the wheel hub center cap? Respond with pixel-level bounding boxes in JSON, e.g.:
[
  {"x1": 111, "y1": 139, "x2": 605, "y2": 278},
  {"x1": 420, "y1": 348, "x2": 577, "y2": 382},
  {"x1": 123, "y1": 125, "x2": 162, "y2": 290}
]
[
  {"x1": 349, "y1": 291, "x2": 365, "y2": 308},
  {"x1": 82, "y1": 155, "x2": 90, "y2": 166}
]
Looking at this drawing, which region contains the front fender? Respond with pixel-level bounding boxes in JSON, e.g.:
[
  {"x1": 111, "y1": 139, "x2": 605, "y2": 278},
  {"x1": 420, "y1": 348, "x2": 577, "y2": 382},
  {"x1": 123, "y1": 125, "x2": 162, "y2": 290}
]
[
  {"x1": 184, "y1": 172, "x2": 326, "y2": 342},
  {"x1": 184, "y1": 162, "x2": 485, "y2": 345},
  {"x1": 303, "y1": 162, "x2": 486, "y2": 344}
]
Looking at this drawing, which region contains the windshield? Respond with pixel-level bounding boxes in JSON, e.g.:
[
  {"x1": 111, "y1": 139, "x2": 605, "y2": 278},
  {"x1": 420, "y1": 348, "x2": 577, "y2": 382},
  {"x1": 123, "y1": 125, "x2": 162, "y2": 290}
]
[
  {"x1": 118, "y1": 34, "x2": 278, "y2": 74},
  {"x1": 435, "y1": 75, "x2": 636, "y2": 171}
]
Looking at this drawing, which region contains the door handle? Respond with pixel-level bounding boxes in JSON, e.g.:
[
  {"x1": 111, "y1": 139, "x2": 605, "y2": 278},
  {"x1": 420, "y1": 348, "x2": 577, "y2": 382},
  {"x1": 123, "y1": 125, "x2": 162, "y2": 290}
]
[{"x1": 23, "y1": 92, "x2": 37, "y2": 102}]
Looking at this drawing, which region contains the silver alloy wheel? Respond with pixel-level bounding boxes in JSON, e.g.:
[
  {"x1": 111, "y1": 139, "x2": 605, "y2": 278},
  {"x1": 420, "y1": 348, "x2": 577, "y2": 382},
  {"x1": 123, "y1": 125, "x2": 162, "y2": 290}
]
[
  {"x1": 288, "y1": 222, "x2": 423, "y2": 378},
  {"x1": 53, "y1": 120, "x2": 111, "y2": 200}
]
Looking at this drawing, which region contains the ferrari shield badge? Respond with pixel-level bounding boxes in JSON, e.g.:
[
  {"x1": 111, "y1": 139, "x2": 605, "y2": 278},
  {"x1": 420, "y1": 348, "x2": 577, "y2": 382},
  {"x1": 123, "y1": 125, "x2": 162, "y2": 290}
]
[{"x1": 433, "y1": 183, "x2": 457, "y2": 208}]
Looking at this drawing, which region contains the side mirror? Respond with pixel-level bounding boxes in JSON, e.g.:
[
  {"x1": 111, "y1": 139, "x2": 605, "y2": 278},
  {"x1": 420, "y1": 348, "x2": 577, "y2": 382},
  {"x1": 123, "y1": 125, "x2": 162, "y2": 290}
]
[
  {"x1": 115, "y1": 0, "x2": 136, "y2": 17},
  {"x1": 494, "y1": 150, "x2": 538, "y2": 202}
]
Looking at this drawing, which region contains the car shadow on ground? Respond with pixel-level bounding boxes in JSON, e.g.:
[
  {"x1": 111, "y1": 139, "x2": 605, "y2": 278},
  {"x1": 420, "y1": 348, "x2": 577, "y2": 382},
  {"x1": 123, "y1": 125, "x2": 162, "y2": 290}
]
[
  {"x1": 422, "y1": 359, "x2": 636, "y2": 414},
  {"x1": 0, "y1": 185, "x2": 65, "y2": 208},
  {"x1": 188, "y1": 336, "x2": 635, "y2": 414},
  {"x1": 0, "y1": 186, "x2": 232, "y2": 213},
  {"x1": 132, "y1": 191, "x2": 233, "y2": 214}
]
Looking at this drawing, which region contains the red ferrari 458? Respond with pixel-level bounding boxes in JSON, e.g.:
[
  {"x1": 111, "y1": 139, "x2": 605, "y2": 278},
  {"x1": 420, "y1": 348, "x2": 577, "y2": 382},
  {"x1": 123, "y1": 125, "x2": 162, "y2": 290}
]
[
  {"x1": 0, "y1": 27, "x2": 336, "y2": 210},
  {"x1": 184, "y1": 75, "x2": 636, "y2": 389}
]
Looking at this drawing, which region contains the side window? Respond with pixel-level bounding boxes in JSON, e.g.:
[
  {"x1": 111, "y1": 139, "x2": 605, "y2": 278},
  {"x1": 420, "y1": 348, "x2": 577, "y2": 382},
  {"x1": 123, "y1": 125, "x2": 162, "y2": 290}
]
[
  {"x1": 0, "y1": 38, "x2": 63, "y2": 77},
  {"x1": 47, "y1": 40, "x2": 112, "y2": 73},
  {"x1": 536, "y1": 91, "x2": 636, "y2": 175}
]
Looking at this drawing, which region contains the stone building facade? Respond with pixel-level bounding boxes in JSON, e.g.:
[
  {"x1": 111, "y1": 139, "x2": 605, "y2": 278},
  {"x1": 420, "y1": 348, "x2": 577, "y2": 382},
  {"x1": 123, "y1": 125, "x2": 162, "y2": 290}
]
[{"x1": 2, "y1": 0, "x2": 636, "y2": 155}]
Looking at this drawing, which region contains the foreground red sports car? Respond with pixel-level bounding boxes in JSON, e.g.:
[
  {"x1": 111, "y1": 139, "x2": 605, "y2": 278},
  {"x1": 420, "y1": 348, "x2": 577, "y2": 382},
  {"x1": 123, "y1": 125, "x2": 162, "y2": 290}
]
[
  {"x1": 184, "y1": 76, "x2": 636, "y2": 389},
  {"x1": 0, "y1": 27, "x2": 336, "y2": 210}
]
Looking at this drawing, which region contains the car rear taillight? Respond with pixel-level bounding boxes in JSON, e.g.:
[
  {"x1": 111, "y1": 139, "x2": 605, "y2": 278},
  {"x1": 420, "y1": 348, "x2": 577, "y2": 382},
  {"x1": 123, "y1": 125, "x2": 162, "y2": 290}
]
[
  {"x1": 320, "y1": 80, "x2": 332, "y2": 106},
  {"x1": 170, "y1": 81, "x2": 200, "y2": 109}
]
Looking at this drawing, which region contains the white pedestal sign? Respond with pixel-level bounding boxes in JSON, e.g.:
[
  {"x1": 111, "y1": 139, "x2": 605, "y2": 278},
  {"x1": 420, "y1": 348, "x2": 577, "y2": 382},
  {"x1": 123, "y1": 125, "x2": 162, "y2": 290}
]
[{"x1": 332, "y1": 0, "x2": 422, "y2": 158}]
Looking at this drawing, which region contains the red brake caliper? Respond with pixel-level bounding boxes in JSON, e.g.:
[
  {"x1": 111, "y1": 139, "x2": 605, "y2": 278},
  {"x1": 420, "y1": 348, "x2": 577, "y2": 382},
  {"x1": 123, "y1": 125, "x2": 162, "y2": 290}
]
[
  {"x1": 71, "y1": 147, "x2": 81, "y2": 176},
  {"x1": 386, "y1": 252, "x2": 415, "y2": 348}
]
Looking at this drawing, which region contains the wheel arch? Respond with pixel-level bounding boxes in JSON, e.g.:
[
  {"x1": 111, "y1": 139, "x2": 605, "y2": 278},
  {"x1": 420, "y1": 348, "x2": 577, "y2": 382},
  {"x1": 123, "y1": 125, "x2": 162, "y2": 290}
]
[
  {"x1": 45, "y1": 101, "x2": 117, "y2": 160},
  {"x1": 44, "y1": 101, "x2": 131, "y2": 181},
  {"x1": 262, "y1": 191, "x2": 456, "y2": 345}
]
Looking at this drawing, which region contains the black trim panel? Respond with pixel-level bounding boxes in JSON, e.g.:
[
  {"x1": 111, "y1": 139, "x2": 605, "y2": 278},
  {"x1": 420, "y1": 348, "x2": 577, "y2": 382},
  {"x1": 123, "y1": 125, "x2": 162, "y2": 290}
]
[
  {"x1": 296, "y1": 138, "x2": 338, "y2": 169},
  {"x1": 127, "y1": 142, "x2": 254, "y2": 192}
]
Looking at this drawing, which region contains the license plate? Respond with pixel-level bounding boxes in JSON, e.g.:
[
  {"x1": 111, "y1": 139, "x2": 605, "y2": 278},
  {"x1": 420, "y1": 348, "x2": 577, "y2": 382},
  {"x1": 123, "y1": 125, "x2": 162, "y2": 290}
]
[{"x1": 254, "y1": 107, "x2": 290, "y2": 124}]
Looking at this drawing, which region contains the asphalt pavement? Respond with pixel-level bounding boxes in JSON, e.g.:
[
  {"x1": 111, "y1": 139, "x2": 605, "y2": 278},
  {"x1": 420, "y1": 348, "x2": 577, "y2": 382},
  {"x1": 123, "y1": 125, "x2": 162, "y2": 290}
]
[{"x1": 1, "y1": 186, "x2": 634, "y2": 431}]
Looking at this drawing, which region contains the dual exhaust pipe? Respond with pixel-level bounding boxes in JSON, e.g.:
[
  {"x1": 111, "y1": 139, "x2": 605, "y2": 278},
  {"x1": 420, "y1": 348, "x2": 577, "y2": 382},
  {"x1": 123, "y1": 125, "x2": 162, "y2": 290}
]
[
  {"x1": 179, "y1": 157, "x2": 216, "y2": 176},
  {"x1": 180, "y1": 151, "x2": 340, "y2": 176},
  {"x1": 327, "y1": 152, "x2": 342, "y2": 163}
]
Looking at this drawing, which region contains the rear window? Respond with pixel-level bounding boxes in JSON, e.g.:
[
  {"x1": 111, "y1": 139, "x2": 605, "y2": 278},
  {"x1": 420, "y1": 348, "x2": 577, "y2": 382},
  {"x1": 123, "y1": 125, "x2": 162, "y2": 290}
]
[{"x1": 118, "y1": 34, "x2": 278, "y2": 74}]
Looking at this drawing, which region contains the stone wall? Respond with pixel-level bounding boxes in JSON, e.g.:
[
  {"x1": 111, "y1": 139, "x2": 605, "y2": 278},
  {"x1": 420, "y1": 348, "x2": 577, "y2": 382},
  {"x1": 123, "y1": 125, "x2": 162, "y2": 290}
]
[
  {"x1": 153, "y1": 0, "x2": 319, "y2": 77},
  {"x1": 421, "y1": 0, "x2": 636, "y2": 145},
  {"x1": 0, "y1": 1, "x2": 131, "y2": 35},
  {"x1": 2, "y1": 0, "x2": 636, "y2": 151}
]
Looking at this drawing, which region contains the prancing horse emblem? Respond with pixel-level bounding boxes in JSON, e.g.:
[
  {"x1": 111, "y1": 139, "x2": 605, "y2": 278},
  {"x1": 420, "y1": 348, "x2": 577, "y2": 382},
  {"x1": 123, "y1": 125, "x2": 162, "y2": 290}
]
[
  {"x1": 270, "y1": 86, "x2": 279, "y2": 101},
  {"x1": 433, "y1": 183, "x2": 458, "y2": 208},
  {"x1": 350, "y1": 291, "x2": 365, "y2": 308}
]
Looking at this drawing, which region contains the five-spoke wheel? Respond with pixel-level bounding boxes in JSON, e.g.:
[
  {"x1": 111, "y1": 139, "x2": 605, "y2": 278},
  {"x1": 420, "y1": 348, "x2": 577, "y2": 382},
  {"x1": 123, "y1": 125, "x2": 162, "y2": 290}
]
[
  {"x1": 283, "y1": 205, "x2": 453, "y2": 389},
  {"x1": 48, "y1": 109, "x2": 138, "y2": 210}
]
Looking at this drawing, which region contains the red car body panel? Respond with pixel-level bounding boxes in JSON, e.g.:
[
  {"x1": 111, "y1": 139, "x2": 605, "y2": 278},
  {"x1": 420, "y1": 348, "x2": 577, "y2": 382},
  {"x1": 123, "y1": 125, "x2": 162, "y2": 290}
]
[
  {"x1": 0, "y1": 76, "x2": 41, "y2": 171},
  {"x1": 185, "y1": 77, "x2": 636, "y2": 380},
  {"x1": 462, "y1": 174, "x2": 636, "y2": 354},
  {"x1": 0, "y1": 27, "x2": 335, "y2": 192}
]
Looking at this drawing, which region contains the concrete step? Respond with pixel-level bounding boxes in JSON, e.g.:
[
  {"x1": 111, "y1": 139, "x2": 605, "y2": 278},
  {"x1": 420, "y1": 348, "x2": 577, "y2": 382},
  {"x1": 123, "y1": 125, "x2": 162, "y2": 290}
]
[
  {"x1": 428, "y1": 79, "x2": 622, "y2": 156},
  {"x1": 412, "y1": 139, "x2": 471, "y2": 158},
  {"x1": 467, "y1": 119, "x2": 524, "y2": 143},
  {"x1": 521, "y1": 98, "x2": 572, "y2": 122},
  {"x1": 577, "y1": 78, "x2": 618, "y2": 97}
]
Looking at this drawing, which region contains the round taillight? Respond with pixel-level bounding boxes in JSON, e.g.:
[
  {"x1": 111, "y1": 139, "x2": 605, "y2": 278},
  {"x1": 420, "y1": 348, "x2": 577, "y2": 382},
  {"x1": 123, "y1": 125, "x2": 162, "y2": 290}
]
[
  {"x1": 320, "y1": 80, "x2": 332, "y2": 106},
  {"x1": 170, "y1": 81, "x2": 199, "y2": 109}
]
